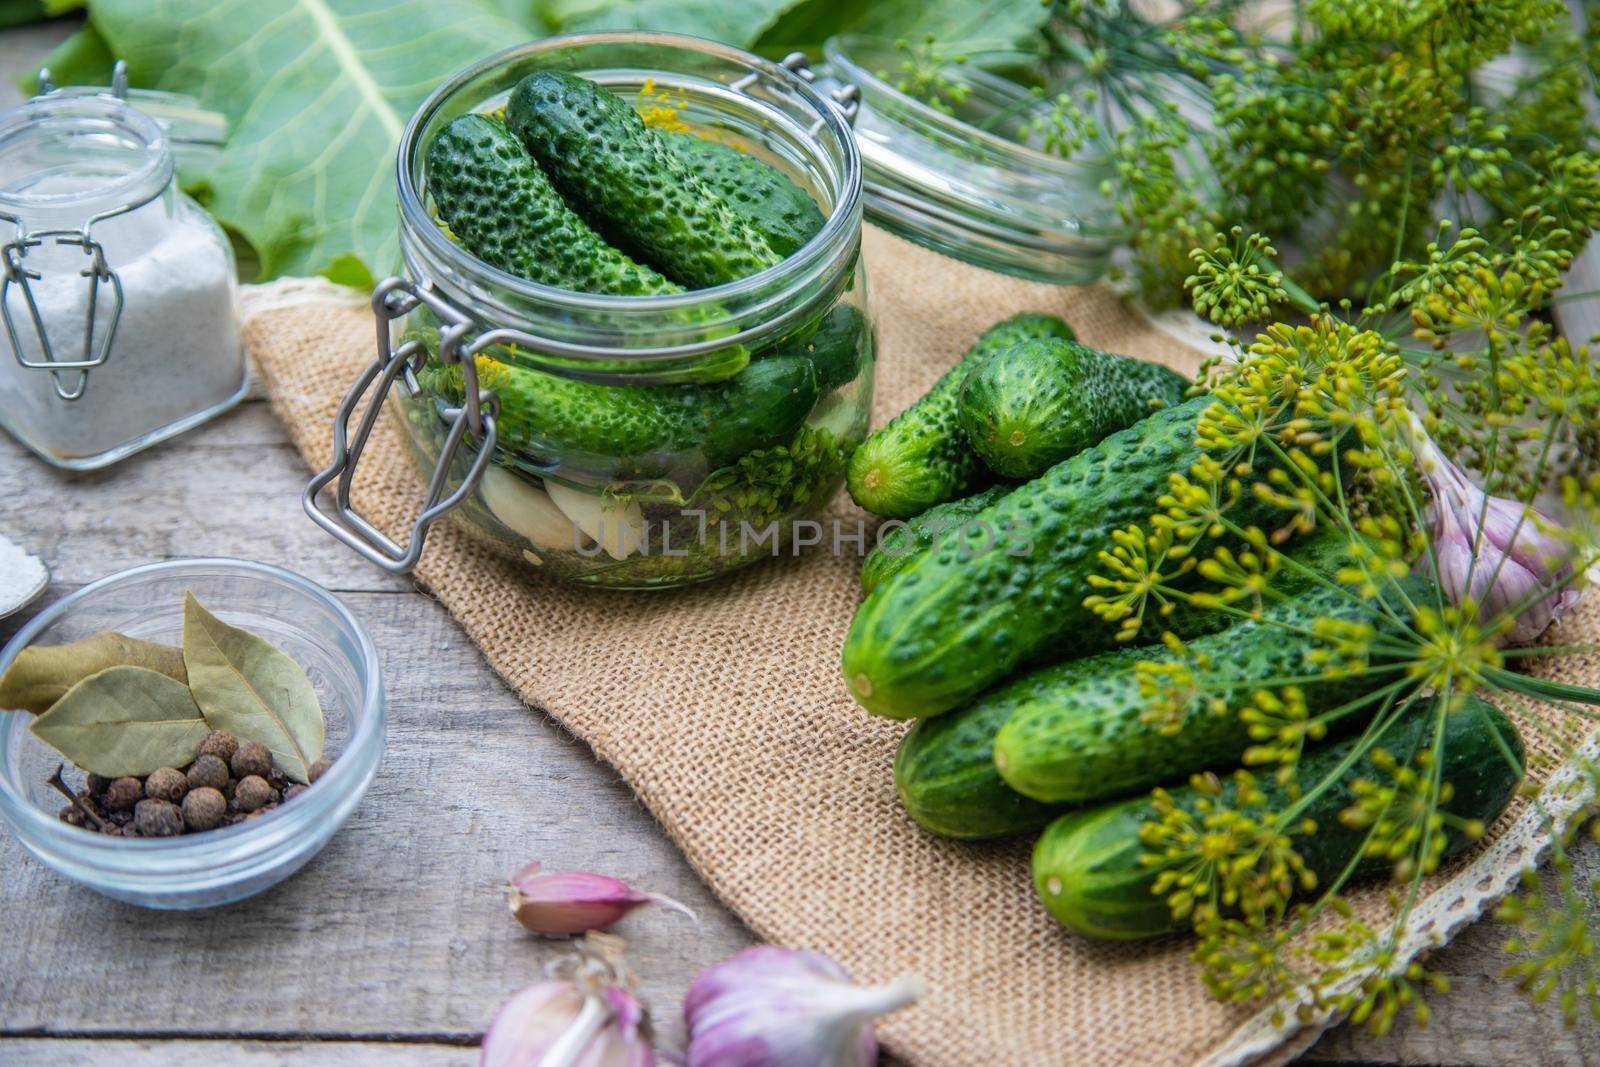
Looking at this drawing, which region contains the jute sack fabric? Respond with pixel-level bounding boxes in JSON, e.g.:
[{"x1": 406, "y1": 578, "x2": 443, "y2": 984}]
[{"x1": 245, "y1": 225, "x2": 1597, "y2": 1067}]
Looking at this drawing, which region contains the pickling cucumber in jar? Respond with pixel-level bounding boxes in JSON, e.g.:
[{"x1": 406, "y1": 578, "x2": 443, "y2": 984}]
[{"x1": 369, "y1": 36, "x2": 870, "y2": 588}]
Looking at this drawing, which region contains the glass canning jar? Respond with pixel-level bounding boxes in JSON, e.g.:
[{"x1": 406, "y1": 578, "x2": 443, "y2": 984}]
[
  {"x1": 0, "y1": 66, "x2": 244, "y2": 470},
  {"x1": 306, "y1": 32, "x2": 869, "y2": 588},
  {"x1": 820, "y1": 35, "x2": 1124, "y2": 286}
]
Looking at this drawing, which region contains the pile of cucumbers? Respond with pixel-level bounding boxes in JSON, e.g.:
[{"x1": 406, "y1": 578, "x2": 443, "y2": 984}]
[
  {"x1": 841, "y1": 313, "x2": 1525, "y2": 940},
  {"x1": 416, "y1": 71, "x2": 868, "y2": 579}
]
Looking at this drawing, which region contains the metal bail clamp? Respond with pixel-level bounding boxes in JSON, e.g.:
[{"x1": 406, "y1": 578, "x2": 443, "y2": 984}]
[
  {"x1": 302, "y1": 276, "x2": 499, "y2": 574},
  {"x1": 0, "y1": 63, "x2": 142, "y2": 403},
  {"x1": 730, "y1": 52, "x2": 860, "y2": 135}
]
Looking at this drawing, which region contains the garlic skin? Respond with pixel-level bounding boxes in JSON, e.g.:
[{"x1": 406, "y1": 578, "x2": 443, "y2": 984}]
[
  {"x1": 684, "y1": 946, "x2": 923, "y2": 1067},
  {"x1": 481, "y1": 979, "x2": 654, "y2": 1067},
  {"x1": 509, "y1": 861, "x2": 695, "y2": 937},
  {"x1": 1410, "y1": 416, "x2": 1583, "y2": 644}
]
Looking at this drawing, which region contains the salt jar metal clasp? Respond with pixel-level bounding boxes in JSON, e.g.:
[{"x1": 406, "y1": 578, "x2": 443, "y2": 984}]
[{"x1": 0, "y1": 64, "x2": 145, "y2": 401}]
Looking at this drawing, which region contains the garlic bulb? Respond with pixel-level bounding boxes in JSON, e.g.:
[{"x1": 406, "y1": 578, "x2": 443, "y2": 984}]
[
  {"x1": 482, "y1": 937, "x2": 654, "y2": 1067},
  {"x1": 508, "y1": 861, "x2": 695, "y2": 937},
  {"x1": 1409, "y1": 414, "x2": 1583, "y2": 643},
  {"x1": 684, "y1": 946, "x2": 922, "y2": 1067}
]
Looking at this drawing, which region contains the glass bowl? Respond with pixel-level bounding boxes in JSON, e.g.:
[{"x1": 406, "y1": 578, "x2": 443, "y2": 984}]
[{"x1": 0, "y1": 558, "x2": 384, "y2": 909}]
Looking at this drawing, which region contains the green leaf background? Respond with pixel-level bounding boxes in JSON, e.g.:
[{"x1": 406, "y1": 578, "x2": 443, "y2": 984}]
[{"x1": 41, "y1": 0, "x2": 1044, "y2": 284}]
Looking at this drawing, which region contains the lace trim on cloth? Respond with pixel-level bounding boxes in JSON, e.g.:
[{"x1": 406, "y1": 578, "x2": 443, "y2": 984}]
[{"x1": 1220, "y1": 729, "x2": 1600, "y2": 1067}]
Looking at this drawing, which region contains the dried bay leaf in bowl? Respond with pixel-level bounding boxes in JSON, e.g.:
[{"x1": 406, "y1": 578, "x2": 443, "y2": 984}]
[
  {"x1": 181, "y1": 593, "x2": 324, "y2": 783},
  {"x1": 0, "y1": 632, "x2": 188, "y2": 715},
  {"x1": 29, "y1": 666, "x2": 208, "y2": 777}
]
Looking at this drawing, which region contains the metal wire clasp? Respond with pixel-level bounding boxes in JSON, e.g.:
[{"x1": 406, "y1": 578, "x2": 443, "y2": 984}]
[
  {"x1": 0, "y1": 228, "x2": 124, "y2": 401},
  {"x1": 302, "y1": 277, "x2": 499, "y2": 574},
  {"x1": 1, "y1": 61, "x2": 140, "y2": 402},
  {"x1": 730, "y1": 52, "x2": 860, "y2": 134}
]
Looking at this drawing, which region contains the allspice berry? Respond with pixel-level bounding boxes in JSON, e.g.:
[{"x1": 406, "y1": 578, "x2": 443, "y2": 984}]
[
  {"x1": 233, "y1": 774, "x2": 277, "y2": 813},
  {"x1": 198, "y1": 730, "x2": 239, "y2": 763},
  {"x1": 308, "y1": 757, "x2": 334, "y2": 783},
  {"x1": 186, "y1": 754, "x2": 230, "y2": 792},
  {"x1": 181, "y1": 787, "x2": 227, "y2": 832},
  {"x1": 105, "y1": 776, "x2": 144, "y2": 812},
  {"x1": 134, "y1": 798, "x2": 184, "y2": 837},
  {"x1": 231, "y1": 740, "x2": 272, "y2": 780},
  {"x1": 144, "y1": 766, "x2": 189, "y2": 803}
]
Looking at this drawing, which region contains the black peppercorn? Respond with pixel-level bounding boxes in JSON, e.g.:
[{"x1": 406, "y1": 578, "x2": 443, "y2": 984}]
[
  {"x1": 181, "y1": 787, "x2": 227, "y2": 832},
  {"x1": 186, "y1": 754, "x2": 229, "y2": 792},
  {"x1": 134, "y1": 798, "x2": 184, "y2": 837},
  {"x1": 85, "y1": 773, "x2": 111, "y2": 794},
  {"x1": 283, "y1": 784, "x2": 308, "y2": 802},
  {"x1": 232, "y1": 774, "x2": 276, "y2": 813},
  {"x1": 231, "y1": 741, "x2": 272, "y2": 779},
  {"x1": 144, "y1": 766, "x2": 188, "y2": 803},
  {"x1": 198, "y1": 730, "x2": 238, "y2": 763},
  {"x1": 104, "y1": 776, "x2": 144, "y2": 812}
]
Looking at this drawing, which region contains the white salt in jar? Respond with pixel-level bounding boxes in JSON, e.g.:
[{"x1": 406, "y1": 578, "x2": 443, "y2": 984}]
[{"x1": 0, "y1": 68, "x2": 245, "y2": 470}]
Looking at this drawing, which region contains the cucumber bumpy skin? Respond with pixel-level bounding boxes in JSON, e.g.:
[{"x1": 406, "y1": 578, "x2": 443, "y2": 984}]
[
  {"x1": 1032, "y1": 696, "x2": 1524, "y2": 940},
  {"x1": 427, "y1": 114, "x2": 680, "y2": 297},
  {"x1": 846, "y1": 313, "x2": 1074, "y2": 519},
  {"x1": 667, "y1": 133, "x2": 826, "y2": 258},
  {"x1": 958, "y1": 338, "x2": 1190, "y2": 479},
  {"x1": 507, "y1": 72, "x2": 782, "y2": 288},
  {"x1": 890, "y1": 529, "x2": 1359, "y2": 839},
  {"x1": 426, "y1": 354, "x2": 818, "y2": 481},
  {"x1": 992, "y1": 579, "x2": 1429, "y2": 804},
  {"x1": 859, "y1": 485, "x2": 1012, "y2": 594},
  {"x1": 842, "y1": 394, "x2": 1283, "y2": 719},
  {"x1": 893, "y1": 652, "x2": 1111, "y2": 840}
]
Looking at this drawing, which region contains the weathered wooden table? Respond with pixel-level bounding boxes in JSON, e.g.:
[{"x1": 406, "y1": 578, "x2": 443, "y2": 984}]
[{"x1": 1, "y1": 18, "x2": 1595, "y2": 1066}]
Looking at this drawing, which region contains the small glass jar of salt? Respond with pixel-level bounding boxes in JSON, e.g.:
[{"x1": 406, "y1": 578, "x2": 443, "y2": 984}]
[{"x1": 0, "y1": 66, "x2": 245, "y2": 470}]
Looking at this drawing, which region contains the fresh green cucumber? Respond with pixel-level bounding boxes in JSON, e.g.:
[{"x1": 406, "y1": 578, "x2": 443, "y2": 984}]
[
  {"x1": 860, "y1": 485, "x2": 1011, "y2": 594},
  {"x1": 427, "y1": 114, "x2": 679, "y2": 297},
  {"x1": 427, "y1": 114, "x2": 748, "y2": 383},
  {"x1": 667, "y1": 133, "x2": 826, "y2": 257},
  {"x1": 958, "y1": 338, "x2": 1189, "y2": 479},
  {"x1": 846, "y1": 313, "x2": 1074, "y2": 519},
  {"x1": 1033, "y1": 695, "x2": 1524, "y2": 939},
  {"x1": 893, "y1": 654, "x2": 1108, "y2": 840},
  {"x1": 890, "y1": 529, "x2": 1361, "y2": 838},
  {"x1": 843, "y1": 394, "x2": 1286, "y2": 718},
  {"x1": 507, "y1": 72, "x2": 782, "y2": 288},
  {"x1": 423, "y1": 354, "x2": 818, "y2": 480},
  {"x1": 993, "y1": 578, "x2": 1428, "y2": 804}
]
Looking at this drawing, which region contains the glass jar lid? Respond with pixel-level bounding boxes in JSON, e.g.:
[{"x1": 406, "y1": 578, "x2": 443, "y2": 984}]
[
  {"x1": 820, "y1": 34, "x2": 1124, "y2": 286},
  {"x1": 33, "y1": 63, "x2": 226, "y2": 170}
]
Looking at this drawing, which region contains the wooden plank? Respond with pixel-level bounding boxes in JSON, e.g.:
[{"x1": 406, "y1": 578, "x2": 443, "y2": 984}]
[
  {"x1": 0, "y1": 401, "x2": 410, "y2": 595},
  {"x1": 0, "y1": 589, "x2": 754, "y2": 1054},
  {"x1": 1307, "y1": 834, "x2": 1600, "y2": 1066},
  {"x1": 2, "y1": 1038, "x2": 473, "y2": 1065}
]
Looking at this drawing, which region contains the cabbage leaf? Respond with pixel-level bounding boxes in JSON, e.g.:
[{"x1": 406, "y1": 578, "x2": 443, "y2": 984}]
[{"x1": 84, "y1": 0, "x2": 528, "y2": 286}]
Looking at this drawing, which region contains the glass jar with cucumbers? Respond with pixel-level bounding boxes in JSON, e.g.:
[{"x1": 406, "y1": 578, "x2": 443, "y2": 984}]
[{"x1": 305, "y1": 32, "x2": 869, "y2": 588}]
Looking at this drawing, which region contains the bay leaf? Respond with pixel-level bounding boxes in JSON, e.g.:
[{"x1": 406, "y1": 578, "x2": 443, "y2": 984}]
[
  {"x1": 0, "y1": 631, "x2": 188, "y2": 715},
  {"x1": 181, "y1": 592, "x2": 323, "y2": 783},
  {"x1": 29, "y1": 666, "x2": 208, "y2": 777}
]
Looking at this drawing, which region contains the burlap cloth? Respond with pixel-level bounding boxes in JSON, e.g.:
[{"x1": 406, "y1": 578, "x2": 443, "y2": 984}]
[{"x1": 244, "y1": 226, "x2": 1598, "y2": 1067}]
